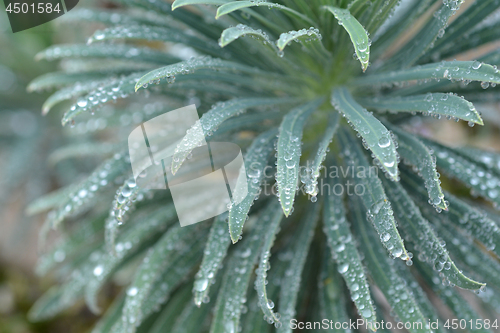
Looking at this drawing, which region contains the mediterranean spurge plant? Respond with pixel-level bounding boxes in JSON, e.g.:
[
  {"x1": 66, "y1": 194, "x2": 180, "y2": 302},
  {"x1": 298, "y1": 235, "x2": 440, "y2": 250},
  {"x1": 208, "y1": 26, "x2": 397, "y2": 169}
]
[{"x1": 27, "y1": 0, "x2": 500, "y2": 331}]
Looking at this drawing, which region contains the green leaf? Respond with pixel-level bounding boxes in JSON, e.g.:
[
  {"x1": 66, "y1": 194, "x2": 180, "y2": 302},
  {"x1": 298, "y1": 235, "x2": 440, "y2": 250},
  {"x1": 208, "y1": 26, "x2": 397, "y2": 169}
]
[
  {"x1": 442, "y1": 192, "x2": 500, "y2": 259},
  {"x1": 364, "y1": 0, "x2": 400, "y2": 35},
  {"x1": 401, "y1": 168, "x2": 500, "y2": 259},
  {"x1": 338, "y1": 128, "x2": 409, "y2": 261},
  {"x1": 360, "y1": 93, "x2": 483, "y2": 125},
  {"x1": 139, "y1": 237, "x2": 205, "y2": 322},
  {"x1": 228, "y1": 129, "x2": 278, "y2": 243},
  {"x1": 391, "y1": 260, "x2": 445, "y2": 333},
  {"x1": 383, "y1": 0, "x2": 464, "y2": 69},
  {"x1": 276, "y1": 99, "x2": 323, "y2": 216},
  {"x1": 350, "y1": 196, "x2": 433, "y2": 333},
  {"x1": 242, "y1": 257, "x2": 288, "y2": 333},
  {"x1": 27, "y1": 71, "x2": 110, "y2": 92},
  {"x1": 171, "y1": 281, "x2": 218, "y2": 333},
  {"x1": 219, "y1": 24, "x2": 274, "y2": 48},
  {"x1": 323, "y1": 6, "x2": 370, "y2": 72},
  {"x1": 388, "y1": 124, "x2": 447, "y2": 210},
  {"x1": 61, "y1": 72, "x2": 146, "y2": 125},
  {"x1": 318, "y1": 253, "x2": 350, "y2": 330},
  {"x1": 354, "y1": 61, "x2": 500, "y2": 87},
  {"x1": 84, "y1": 205, "x2": 178, "y2": 314},
  {"x1": 42, "y1": 153, "x2": 130, "y2": 231},
  {"x1": 36, "y1": 44, "x2": 180, "y2": 64},
  {"x1": 171, "y1": 0, "x2": 227, "y2": 10},
  {"x1": 426, "y1": 0, "x2": 500, "y2": 60},
  {"x1": 331, "y1": 87, "x2": 399, "y2": 180},
  {"x1": 423, "y1": 139, "x2": 500, "y2": 208},
  {"x1": 300, "y1": 112, "x2": 339, "y2": 197},
  {"x1": 120, "y1": 223, "x2": 207, "y2": 332},
  {"x1": 36, "y1": 213, "x2": 105, "y2": 276},
  {"x1": 210, "y1": 208, "x2": 273, "y2": 333},
  {"x1": 254, "y1": 200, "x2": 284, "y2": 326},
  {"x1": 276, "y1": 202, "x2": 320, "y2": 333},
  {"x1": 215, "y1": 1, "x2": 317, "y2": 27},
  {"x1": 88, "y1": 25, "x2": 226, "y2": 58},
  {"x1": 384, "y1": 178, "x2": 485, "y2": 290},
  {"x1": 417, "y1": 262, "x2": 492, "y2": 333},
  {"x1": 276, "y1": 28, "x2": 323, "y2": 52},
  {"x1": 193, "y1": 213, "x2": 231, "y2": 306},
  {"x1": 171, "y1": 97, "x2": 296, "y2": 174},
  {"x1": 135, "y1": 56, "x2": 288, "y2": 92},
  {"x1": 323, "y1": 170, "x2": 377, "y2": 324},
  {"x1": 425, "y1": 212, "x2": 500, "y2": 289}
]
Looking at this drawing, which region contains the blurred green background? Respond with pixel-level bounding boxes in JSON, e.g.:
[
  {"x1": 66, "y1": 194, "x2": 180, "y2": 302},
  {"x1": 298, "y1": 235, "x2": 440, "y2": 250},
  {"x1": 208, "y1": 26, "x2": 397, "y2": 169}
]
[{"x1": 0, "y1": 4, "x2": 102, "y2": 332}]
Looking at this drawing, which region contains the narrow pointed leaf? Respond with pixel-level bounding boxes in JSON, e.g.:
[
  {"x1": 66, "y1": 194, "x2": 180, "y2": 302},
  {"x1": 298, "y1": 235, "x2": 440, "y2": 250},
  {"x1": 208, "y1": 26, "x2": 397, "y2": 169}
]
[
  {"x1": 417, "y1": 262, "x2": 492, "y2": 333},
  {"x1": 193, "y1": 213, "x2": 231, "y2": 306},
  {"x1": 171, "y1": 97, "x2": 296, "y2": 174},
  {"x1": 135, "y1": 56, "x2": 288, "y2": 92},
  {"x1": 254, "y1": 201, "x2": 283, "y2": 326},
  {"x1": 338, "y1": 128, "x2": 409, "y2": 261},
  {"x1": 425, "y1": 214, "x2": 500, "y2": 289},
  {"x1": 423, "y1": 139, "x2": 500, "y2": 208},
  {"x1": 332, "y1": 87, "x2": 399, "y2": 180},
  {"x1": 401, "y1": 168, "x2": 500, "y2": 259},
  {"x1": 41, "y1": 80, "x2": 111, "y2": 115},
  {"x1": 219, "y1": 24, "x2": 273, "y2": 48},
  {"x1": 323, "y1": 6, "x2": 370, "y2": 72},
  {"x1": 323, "y1": 172, "x2": 377, "y2": 324},
  {"x1": 27, "y1": 72, "x2": 110, "y2": 92},
  {"x1": 36, "y1": 44, "x2": 179, "y2": 64},
  {"x1": 88, "y1": 25, "x2": 225, "y2": 57},
  {"x1": 360, "y1": 93, "x2": 483, "y2": 125},
  {"x1": 62, "y1": 72, "x2": 146, "y2": 125},
  {"x1": 228, "y1": 129, "x2": 278, "y2": 243},
  {"x1": 43, "y1": 153, "x2": 130, "y2": 231},
  {"x1": 276, "y1": 99, "x2": 323, "y2": 216},
  {"x1": 354, "y1": 61, "x2": 500, "y2": 87},
  {"x1": 301, "y1": 113, "x2": 339, "y2": 197},
  {"x1": 171, "y1": 0, "x2": 226, "y2": 10},
  {"x1": 384, "y1": 178, "x2": 485, "y2": 290},
  {"x1": 388, "y1": 125, "x2": 447, "y2": 210},
  {"x1": 277, "y1": 28, "x2": 323, "y2": 52}
]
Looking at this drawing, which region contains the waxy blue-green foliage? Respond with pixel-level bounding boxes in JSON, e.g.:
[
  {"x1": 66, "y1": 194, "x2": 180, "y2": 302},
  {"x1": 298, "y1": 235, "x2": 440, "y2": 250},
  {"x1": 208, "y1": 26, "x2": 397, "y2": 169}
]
[{"x1": 27, "y1": 0, "x2": 500, "y2": 332}]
